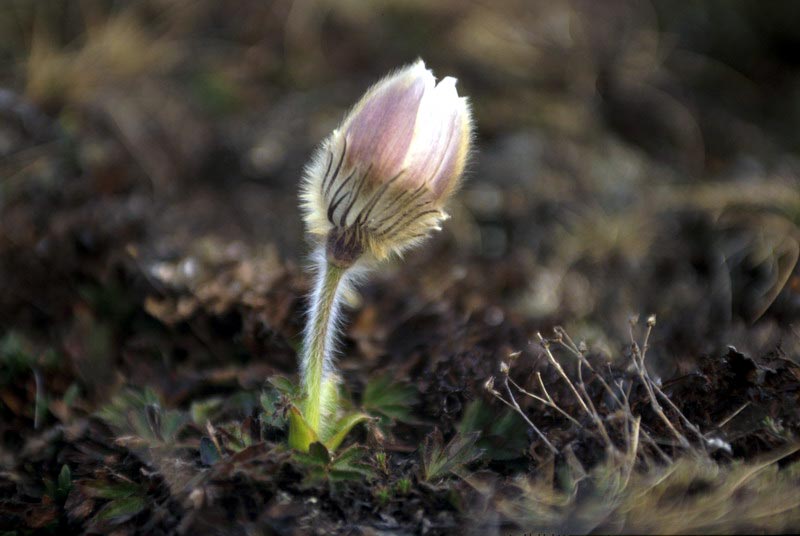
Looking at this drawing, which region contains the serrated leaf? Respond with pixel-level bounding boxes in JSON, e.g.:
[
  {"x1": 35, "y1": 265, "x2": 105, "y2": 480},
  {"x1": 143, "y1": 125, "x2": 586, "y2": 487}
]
[
  {"x1": 322, "y1": 412, "x2": 371, "y2": 452},
  {"x1": 213, "y1": 421, "x2": 253, "y2": 453},
  {"x1": 329, "y1": 446, "x2": 374, "y2": 482},
  {"x1": 96, "y1": 388, "x2": 187, "y2": 444},
  {"x1": 268, "y1": 375, "x2": 299, "y2": 397},
  {"x1": 363, "y1": 375, "x2": 418, "y2": 423},
  {"x1": 422, "y1": 429, "x2": 484, "y2": 482},
  {"x1": 328, "y1": 468, "x2": 372, "y2": 482},
  {"x1": 260, "y1": 390, "x2": 287, "y2": 428},
  {"x1": 294, "y1": 443, "x2": 374, "y2": 484},
  {"x1": 458, "y1": 400, "x2": 528, "y2": 461},
  {"x1": 457, "y1": 400, "x2": 488, "y2": 435},
  {"x1": 334, "y1": 444, "x2": 366, "y2": 466}
]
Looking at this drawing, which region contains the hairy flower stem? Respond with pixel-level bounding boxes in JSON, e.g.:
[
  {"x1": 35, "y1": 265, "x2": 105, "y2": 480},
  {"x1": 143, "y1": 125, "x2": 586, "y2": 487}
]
[{"x1": 300, "y1": 252, "x2": 348, "y2": 436}]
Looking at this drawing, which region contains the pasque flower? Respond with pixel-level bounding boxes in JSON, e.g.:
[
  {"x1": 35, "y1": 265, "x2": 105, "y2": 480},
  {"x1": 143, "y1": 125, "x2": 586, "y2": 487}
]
[
  {"x1": 301, "y1": 58, "x2": 472, "y2": 266},
  {"x1": 290, "y1": 60, "x2": 472, "y2": 452}
]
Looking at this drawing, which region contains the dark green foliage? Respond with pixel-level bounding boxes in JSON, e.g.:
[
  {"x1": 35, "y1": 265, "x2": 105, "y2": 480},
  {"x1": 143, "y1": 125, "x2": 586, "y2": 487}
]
[
  {"x1": 260, "y1": 388, "x2": 290, "y2": 430},
  {"x1": 268, "y1": 375, "x2": 300, "y2": 398},
  {"x1": 293, "y1": 442, "x2": 374, "y2": 486},
  {"x1": 457, "y1": 400, "x2": 529, "y2": 461},
  {"x1": 421, "y1": 429, "x2": 484, "y2": 482},
  {"x1": 261, "y1": 375, "x2": 299, "y2": 430},
  {"x1": 190, "y1": 397, "x2": 223, "y2": 425},
  {"x1": 96, "y1": 388, "x2": 187, "y2": 444},
  {"x1": 84, "y1": 481, "x2": 143, "y2": 500},
  {"x1": 95, "y1": 496, "x2": 147, "y2": 523},
  {"x1": 44, "y1": 464, "x2": 72, "y2": 503},
  {"x1": 84, "y1": 481, "x2": 149, "y2": 524},
  {"x1": 373, "y1": 485, "x2": 391, "y2": 506},
  {"x1": 0, "y1": 331, "x2": 59, "y2": 384},
  {"x1": 207, "y1": 419, "x2": 259, "y2": 455},
  {"x1": 362, "y1": 374, "x2": 418, "y2": 427},
  {"x1": 395, "y1": 477, "x2": 411, "y2": 495}
]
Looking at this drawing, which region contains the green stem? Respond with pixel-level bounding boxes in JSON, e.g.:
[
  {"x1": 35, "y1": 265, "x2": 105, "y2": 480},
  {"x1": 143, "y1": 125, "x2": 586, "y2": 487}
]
[{"x1": 301, "y1": 256, "x2": 347, "y2": 435}]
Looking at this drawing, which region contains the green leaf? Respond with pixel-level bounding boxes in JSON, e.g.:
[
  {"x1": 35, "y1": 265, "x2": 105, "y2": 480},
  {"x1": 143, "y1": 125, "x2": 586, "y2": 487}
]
[
  {"x1": 268, "y1": 375, "x2": 299, "y2": 398},
  {"x1": 57, "y1": 465, "x2": 72, "y2": 496},
  {"x1": 190, "y1": 397, "x2": 223, "y2": 425},
  {"x1": 260, "y1": 390, "x2": 288, "y2": 428},
  {"x1": 293, "y1": 443, "x2": 374, "y2": 485},
  {"x1": 260, "y1": 390, "x2": 277, "y2": 413},
  {"x1": 458, "y1": 400, "x2": 529, "y2": 461},
  {"x1": 0, "y1": 331, "x2": 35, "y2": 373},
  {"x1": 234, "y1": 420, "x2": 255, "y2": 450},
  {"x1": 308, "y1": 441, "x2": 331, "y2": 464},
  {"x1": 363, "y1": 375, "x2": 418, "y2": 424},
  {"x1": 288, "y1": 405, "x2": 318, "y2": 452},
  {"x1": 63, "y1": 383, "x2": 80, "y2": 407},
  {"x1": 84, "y1": 481, "x2": 141, "y2": 500},
  {"x1": 96, "y1": 388, "x2": 187, "y2": 444},
  {"x1": 334, "y1": 443, "x2": 365, "y2": 466},
  {"x1": 0, "y1": 331, "x2": 59, "y2": 384},
  {"x1": 329, "y1": 446, "x2": 374, "y2": 482},
  {"x1": 422, "y1": 429, "x2": 484, "y2": 482},
  {"x1": 322, "y1": 412, "x2": 371, "y2": 452},
  {"x1": 95, "y1": 496, "x2": 147, "y2": 523},
  {"x1": 457, "y1": 399, "x2": 488, "y2": 435},
  {"x1": 395, "y1": 477, "x2": 412, "y2": 495},
  {"x1": 293, "y1": 441, "x2": 330, "y2": 468}
]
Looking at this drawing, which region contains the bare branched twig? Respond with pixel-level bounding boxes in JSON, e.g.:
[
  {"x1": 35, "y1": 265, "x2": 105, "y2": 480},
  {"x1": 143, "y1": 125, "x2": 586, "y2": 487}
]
[
  {"x1": 487, "y1": 317, "x2": 707, "y2": 465},
  {"x1": 628, "y1": 316, "x2": 693, "y2": 450},
  {"x1": 537, "y1": 332, "x2": 616, "y2": 451},
  {"x1": 485, "y1": 373, "x2": 558, "y2": 454}
]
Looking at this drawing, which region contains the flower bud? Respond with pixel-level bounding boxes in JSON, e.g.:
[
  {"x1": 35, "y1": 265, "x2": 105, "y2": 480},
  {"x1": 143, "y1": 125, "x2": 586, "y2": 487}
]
[{"x1": 301, "y1": 59, "x2": 472, "y2": 266}]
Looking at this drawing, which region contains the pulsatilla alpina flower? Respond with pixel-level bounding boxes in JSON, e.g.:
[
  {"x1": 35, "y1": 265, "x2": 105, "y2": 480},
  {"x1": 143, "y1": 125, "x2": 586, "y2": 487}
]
[
  {"x1": 301, "y1": 59, "x2": 472, "y2": 266},
  {"x1": 289, "y1": 60, "x2": 472, "y2": 453}
]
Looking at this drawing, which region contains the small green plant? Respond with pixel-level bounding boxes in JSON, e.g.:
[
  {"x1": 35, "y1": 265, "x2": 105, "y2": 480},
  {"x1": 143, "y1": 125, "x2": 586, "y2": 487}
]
[
  {"x1": 44, "y1": 464, "x2": 73, "y2": 503},
  {"x1": 363, "y1": 374, "x2": 418, "y2": 428},
  {"x1": 374, "y1": 450, "x2": 390, "y2": 476},
  {"x1": 374, "y1": 485, "x2": 392, "y2": 506},
  {"x1": 457, "y1": 400, "x2": 528, "y2": 461},
  {"x1": 82, "y1": 479, "x2": 149, "y2": 525},
  {"x1": 292, "y1": 442, "x2": 374, "y2": 486},
  {"x1": 97, "y1": 387, "x2": 187, "y2": 444},
  {"x1": 395, "y1": 477, "x2": 412, "y2": 495},
  {"x1": 287, "y1": 59, "x2": 473, "y2": 452},
  {"x1": 0, "y1": 331, "x2": 59, "y2": 384},
  {"x1": 422, "y1": 429, "x2": 484, "y2": 482}
]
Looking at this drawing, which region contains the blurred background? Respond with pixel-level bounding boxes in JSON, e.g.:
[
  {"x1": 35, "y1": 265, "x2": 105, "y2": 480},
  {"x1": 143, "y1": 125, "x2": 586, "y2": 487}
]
[
  {"x1": 3, "y1": 2, "x2": 800, "y2": 532},
  {"x1": 2, "y1": 0, "x2": 800, "y2": 408}
]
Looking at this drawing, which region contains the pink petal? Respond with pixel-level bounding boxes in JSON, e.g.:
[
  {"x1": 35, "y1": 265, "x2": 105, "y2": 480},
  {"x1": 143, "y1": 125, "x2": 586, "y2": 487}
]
[
  {"x1": 342, "y1": 61, "x2": 433, "y2": 182},
  {"x1": 404, "y1": 77, "x2": 471, "y2": 198}
]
